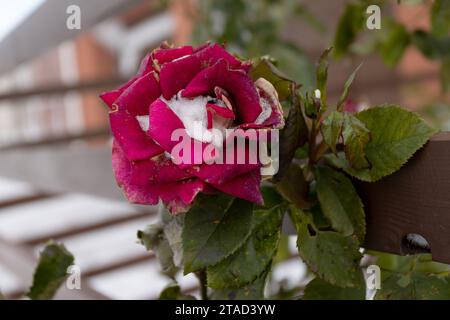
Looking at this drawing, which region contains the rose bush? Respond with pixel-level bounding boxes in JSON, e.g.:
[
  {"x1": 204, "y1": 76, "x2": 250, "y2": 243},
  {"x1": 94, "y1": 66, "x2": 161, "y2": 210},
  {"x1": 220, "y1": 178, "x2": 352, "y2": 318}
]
[{"x1": 100, "y1": 42, "x2": 284, "y2": 213}]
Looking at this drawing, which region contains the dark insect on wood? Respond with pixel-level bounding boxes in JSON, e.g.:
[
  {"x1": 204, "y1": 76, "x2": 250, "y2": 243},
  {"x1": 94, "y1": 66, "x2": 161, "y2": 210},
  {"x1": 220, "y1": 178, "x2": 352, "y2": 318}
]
[{"x1": 358, "y1": 132, "x2": 450, "y2": 264}]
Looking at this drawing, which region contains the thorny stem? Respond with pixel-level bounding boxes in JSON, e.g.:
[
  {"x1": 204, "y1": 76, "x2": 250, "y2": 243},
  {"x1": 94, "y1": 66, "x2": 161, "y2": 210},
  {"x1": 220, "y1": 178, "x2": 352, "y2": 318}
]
[{"x1": 197, "y1": 269, "x2": 208, "y2": 300}]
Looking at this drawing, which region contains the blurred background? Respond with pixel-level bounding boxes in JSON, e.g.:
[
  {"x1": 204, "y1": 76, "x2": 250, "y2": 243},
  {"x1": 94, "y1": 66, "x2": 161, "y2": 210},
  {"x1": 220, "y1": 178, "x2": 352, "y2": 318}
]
[{"x1": 0, "y1": 0, "x2": 448, "y2": 299}]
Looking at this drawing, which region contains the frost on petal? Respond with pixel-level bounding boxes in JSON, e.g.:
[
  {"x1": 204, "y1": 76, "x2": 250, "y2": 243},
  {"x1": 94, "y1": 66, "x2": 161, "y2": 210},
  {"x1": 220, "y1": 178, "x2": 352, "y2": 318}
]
[
  {"x1": 182, "y1": 59, "x2": 262, "y2": 124},
  {"x1": 153, "y1": 45, "x2": 194, "y2": 65},
  {"x1": 148, "y1": 99, "x2": 215, "y2": 164},
  {"x1": 254, "y1": 78, "x2": 285, "y2": 129}
]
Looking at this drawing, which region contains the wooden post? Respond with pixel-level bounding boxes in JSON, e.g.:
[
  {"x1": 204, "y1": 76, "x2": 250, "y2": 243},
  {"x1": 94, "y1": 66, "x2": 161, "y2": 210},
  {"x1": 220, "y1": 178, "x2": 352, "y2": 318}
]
[{"x1": 358, "y1": 132, "x2": 450, "y2": 264}]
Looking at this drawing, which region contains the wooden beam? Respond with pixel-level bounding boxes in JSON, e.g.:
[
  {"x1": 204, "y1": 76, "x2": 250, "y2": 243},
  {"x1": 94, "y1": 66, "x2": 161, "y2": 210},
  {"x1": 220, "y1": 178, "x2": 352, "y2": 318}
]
[
  {"x1": 0, "y1": 0, "x2": 143, "y2": 75},
  {"x1": 359, "y1": 132, "x2": 450, "y2": 264},
  {"x1": 0, "y1": 127, "x2": 111, "y2": 152},
  {"x1": 0, "y1": 77, "x2": 128, "y2": 102}
]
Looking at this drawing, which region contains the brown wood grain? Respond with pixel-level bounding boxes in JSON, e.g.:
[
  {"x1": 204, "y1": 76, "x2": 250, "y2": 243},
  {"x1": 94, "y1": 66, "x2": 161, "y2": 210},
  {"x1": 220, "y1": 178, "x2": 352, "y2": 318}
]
[{"x1": 358, "y1": 132, "x2": 450, "y2": 264}]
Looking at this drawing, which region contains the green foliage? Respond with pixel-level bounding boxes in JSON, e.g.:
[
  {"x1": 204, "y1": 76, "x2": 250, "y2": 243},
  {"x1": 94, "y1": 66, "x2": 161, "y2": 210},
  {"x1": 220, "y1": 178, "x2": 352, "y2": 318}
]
[
  {"x1": 326, "y1": 105, "x2": 436, "y2": 182},
  {"x1": 291, "y1": 209, "x2": 362, "y2": 288},
  {"x1": 27, "y1": 242, "x2": 74, "y2": 300},
  {"x1": 333, "y1": 3, "x2": 365, "y2": 58},
  {"x1": 159, "y1": 283, "x2": 196, "y2": 300},
  {"x1": 276, "y1": 163, "x2": 311, "y2": 209},
  {"x1": 315, "y1": 166, "x2": 365, "y2": 243},
  {"x1": 138, "y1": 223, "x2": 178, "y2": 278},
  {"x1": 337, "y1": 63, "x2": 363, "y2": 110},
  {"x1": 322, "y1": 111, "x2": 371, "y2": 169},
  {"x1": 210, "y1": 269, "x2": 269, "y2": 300},
  {"x1": 207, "y1": 205, "x2": 283, "y2": 288},
  {"x1": 251, "y1": 57, "x2": 296, "y2": 101},
  {"x1": 372, "y1": 253, "x2": 450, "y2": 300},
  {"x1": 316, "y1": 48, "x2": 332, "y2": 107},
  {"x1": 378, "y1": 22, "x2": 410, "y2": 67},
  {"x1": 302, "y1": 277, "x2": 365, "y2": 300},
  {"x1": 275, "y1": 92, "x2": 308, "y2": 180},
  {"x1": 431, "y1": 0, "x2": 450, "y2": 37},
  {"x1": 341, "y1": 113, "x2": 371, "y2": 169},
  {"x1": 321, "y1": 111, "x2": 344, "y2": 154},
  {"x1": 182, "y1": 194, "x2": 254, "y2": 274},
  {"x1": 192, "y1": 0, "x2": 316, "y2": 90},
  {"x1": 412, "y1": 31, "x2": 450, "y2": 60},
  {"x1": 441, "y1": 58, "x2": 450, "y2": 92}
]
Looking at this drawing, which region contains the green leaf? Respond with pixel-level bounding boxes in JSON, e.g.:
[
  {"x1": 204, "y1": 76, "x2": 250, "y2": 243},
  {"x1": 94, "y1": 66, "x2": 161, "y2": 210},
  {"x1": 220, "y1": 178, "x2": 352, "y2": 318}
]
[
  {"x1": 274, "y1": 95, "x2": 308, "y2": 180},
  {"x1": 291, "y1": 209, "x2": 362, "y2": 288},
  {"x1": 207, "y1": 205, "x2": 283, "y2": 288},
  {"x1": 412, "y1": 30, "x2": 450, "y2": 60},
  {"x1": 337, "y1": 63, "x2": 363, "y2": 110},
  {"x1": 315, "y1": 166, "x2": 366, "y2": 243},
  {"x1": 276, "y1": 163, "x2": 311, "y2": 209},
  {"x1": 303, "y1": 92, "x2": 318, "y2": 119},
  {"x1": 321, "y1": 112, "x2": 371, "y2": 168},
  {"x1": 159, "y1": 283, "x2": 196, "y2": 300},
  {"x1": 183, "y1": 194, "x2": 253, "y2": 274},
  {"x1": 210, "y1": 269, "x2": 268, "y2": 300},
  {"x1": 376, "y1": 271, "x2": 450, "y2": 300},
  {"x1": 316, "y1": 48, "x2": 332, "y2": 106},
  {"x1": 138, "y1": 224, "x2": 178, "y2": 278},
  {"x1": 441, "y1": 58, "x2": 450, "y2": 92},
  {"x1": 378, "y1": 23, "x2": 410, "y2": 67},
  {"x1": 333, "y1": 3, "x2": 365, "y2": 58},
  {"x1": 251, "y1": 57, "x2": 296, "y2": 101},
  {"x1": 302, "y1": 278, "x2": 365, "y2": 300},
  {"x1": 431, "y1": 0, "x2": 450, "y2": 37},
  {"x1": 27, "y1": 241, "x2": 74, "y2": 300},
  {"x1": 325, "y1": 105, "x2": 436, "y2": 182},
  {"x1": 259, "y1": 186, "x2": 284, "y2": 210},
  {"x1": 321, "y1": 111, "x2": 344, "y2": 154},
  {"x1": 342, "y1": 113, "x2": 371, "y2": 169},
  {"x1": 369, "y1": 252, "x2": 450, "y2": 299}
]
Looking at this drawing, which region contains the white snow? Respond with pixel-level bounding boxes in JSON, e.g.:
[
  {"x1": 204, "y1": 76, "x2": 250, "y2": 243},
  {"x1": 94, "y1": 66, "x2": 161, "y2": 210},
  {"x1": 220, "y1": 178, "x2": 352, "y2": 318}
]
[
  {"x1": 162, "y1": 92, "x2": 229, "y2": 146},
  {"x1": 136, "y1": 115, "x2": 150, "y2": 132},
  {"x1": 255, "y1": 96, "x2": 272, "y2": 124}
]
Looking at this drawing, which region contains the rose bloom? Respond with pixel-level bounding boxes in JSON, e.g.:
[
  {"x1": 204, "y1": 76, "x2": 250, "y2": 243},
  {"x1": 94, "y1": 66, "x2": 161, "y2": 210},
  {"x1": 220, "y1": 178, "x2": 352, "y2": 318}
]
[{"x1": 100, "y1": 42, "x2": 284, "y2": 213}]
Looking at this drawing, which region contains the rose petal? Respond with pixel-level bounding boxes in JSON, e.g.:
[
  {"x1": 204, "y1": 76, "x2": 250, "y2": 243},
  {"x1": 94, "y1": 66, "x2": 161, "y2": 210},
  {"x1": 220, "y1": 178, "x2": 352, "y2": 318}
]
[
  {"x1": 206, "y1": 103, "x2": 235, "y2": 119},
  {"x1": 212, "y1": 169, "x2": 263, "y2": 205},
  {"x1": 113, "y1": 142, "x2": 204, "y2": 212},
  {"x1": 254, "y1": 78, "x2": 285, "y2": 129},
  {"x1": 161, "y1": 179, "x2": 206, "y2": 214},
  {"x1": 182, "y1": 59, "x2": 262, "y2": 123},
  {"x1": 186, "y1": 162, "x2": 260, "y2": 185},
  {"x1": 129, "y1": 154, "x2": 192, "y2": 185},
  {"x1": 112, "y1": 141, "x2": 159, "y2": 205},
  {"x1": 99, "y1": 90, "x2": 122, "y2": 110},
  {"x1": 159, "y1": 43, "x2": 250, "y2": 99},
  {"x1": 109, "y1": 110, "x2": 164, "y2": 161},
  {"x1": 115, "y1": 71, "x2": 160, "y2": 115},
  {"x1": 153, "y1": 45, "x2": 194, "y2": 65},
  {"x1": 148, "y1": 99, "x2": 214, "y2": 164}
]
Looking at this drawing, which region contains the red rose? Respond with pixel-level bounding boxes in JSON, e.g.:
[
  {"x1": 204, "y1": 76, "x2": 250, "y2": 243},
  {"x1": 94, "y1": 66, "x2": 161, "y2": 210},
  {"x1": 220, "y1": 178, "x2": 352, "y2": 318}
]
[{"x1": 100, "y1": 43, "x2": 284, "y2": 213}]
